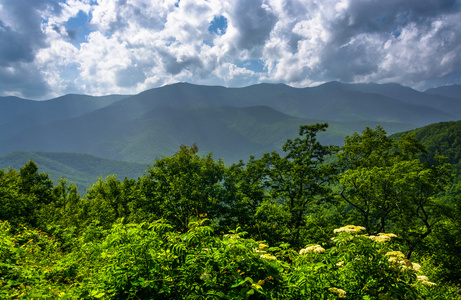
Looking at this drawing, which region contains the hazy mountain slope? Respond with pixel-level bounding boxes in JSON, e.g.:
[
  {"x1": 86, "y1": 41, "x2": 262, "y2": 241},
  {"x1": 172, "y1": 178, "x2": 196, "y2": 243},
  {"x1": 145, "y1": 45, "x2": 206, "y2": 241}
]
[
  {"x1": 425, "y1": 85, "x2": 461, "y2": 100},
  {"x1": 301, "y1": 83, "x2": 453, "y2": 125},
  {"x1": 0, "y1": 94, "x2": 128, "y2": 139},
  {"x1": 0, "y1": 151, "x2": 148, "y2": 193},
  {"x1": 1, "y1": 82, "x2": 455, "y2": 164},
  {"x1": 106, "y1": 82, "x2": 454, "y2": 125},
  {"x1": 0, "y1": 103, "x2": 416, "y2": 164},
  {"x1": 0, "y1": 94, "x2": 127, "y2": 124},
  {"x1": 0, "y1": 105, "x2": 307, "y2": 163},
  {"x1": 0, "y1": 116, "x2": 416, "y2": 191},
  {"x1": 321, "y1": 81, "x2": 461, "y2": 118}
]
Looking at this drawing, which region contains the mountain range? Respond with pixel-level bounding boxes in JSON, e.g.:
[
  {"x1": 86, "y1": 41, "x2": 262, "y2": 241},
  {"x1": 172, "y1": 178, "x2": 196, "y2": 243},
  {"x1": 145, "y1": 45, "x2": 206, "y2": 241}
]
[
  {"x1": 1, "y1": 82, "x2": 460, "y2": 166},
  {"x1": 0, "y1": 151, "x2": 148, "y2": 193}
]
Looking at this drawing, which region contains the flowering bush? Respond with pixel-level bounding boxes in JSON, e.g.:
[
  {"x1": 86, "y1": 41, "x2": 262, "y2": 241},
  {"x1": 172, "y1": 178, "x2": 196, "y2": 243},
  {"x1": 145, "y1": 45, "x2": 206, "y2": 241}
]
[
  {"x1": 281, "y1": 225, "x2": 441, "y2": 299},
  {"x1": 0, "y1": 221, "x2": 455, "y2": 299}
]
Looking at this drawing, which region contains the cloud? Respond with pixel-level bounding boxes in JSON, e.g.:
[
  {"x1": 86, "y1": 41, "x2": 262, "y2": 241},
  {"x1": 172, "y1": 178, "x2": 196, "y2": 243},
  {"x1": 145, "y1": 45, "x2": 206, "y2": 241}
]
[
  {"x1": 228, "y1": 0, "x2": 277, "y2": 55},
  {"x1": 0, "y1": 0, "x2": 460, "y2": 99},
  {"x1": 0, "y1": 61, "x2": 50, "y2": 98},
  {"x1": 0, "y1": 20, "x2": 35, "y2": 66},
  {"x1": 116, "y1": 66, "x2": 147, "y2": 88},
  {"x1": 262, "y1": 0, "x2": 461, "y2": 88},
  {"x1": 0, "y1": 0, "x2": 64, "y2": 97}
]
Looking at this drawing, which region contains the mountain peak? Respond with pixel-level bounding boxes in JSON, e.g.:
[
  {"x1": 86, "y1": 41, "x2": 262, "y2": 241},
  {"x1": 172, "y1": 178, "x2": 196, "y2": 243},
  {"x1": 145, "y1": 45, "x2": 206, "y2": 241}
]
[
  {"x1": 1, "y1": 81, "x2": 460, "y2": 164},
  {"x1": 425, "y1": 84, "x2": 461, "y2": 100}
]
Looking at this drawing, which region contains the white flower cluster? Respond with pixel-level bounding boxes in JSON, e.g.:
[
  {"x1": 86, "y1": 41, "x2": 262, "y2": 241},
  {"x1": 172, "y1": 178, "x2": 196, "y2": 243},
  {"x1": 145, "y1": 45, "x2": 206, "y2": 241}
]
[
  {"x1": 386, "y1": 251, "x2": 436, "y2": 286},
  {"x1": 299, "y1": 244, "x2": 325, "y2": 255},
  {"x1": 260, "y1": 254, "x2": 277, "y2": 261},
  {"x1": 386, "y1": 251, "x2": 423, "y2": 272},
  {"x1": 223, "y1": 234, "x2": 240, "y2": 239},
  {"x1": 369, "y1": 233, "x2": 398, "y2": 243},
  {"x1": 417, "y1": 275, "x2": 437, "y2": 286},
  {"x1": 328, "y1": 287, "x2": 346, "y2": 298},
  {"x1": 385, "y1": 251, "x2": 405, "y2": 263},
  {"x1": 253, "y1": 243, "x2": 269, "y2": 253},
  {"x1": 333, "y1": 225, "x2": 366, "y2": 234}
]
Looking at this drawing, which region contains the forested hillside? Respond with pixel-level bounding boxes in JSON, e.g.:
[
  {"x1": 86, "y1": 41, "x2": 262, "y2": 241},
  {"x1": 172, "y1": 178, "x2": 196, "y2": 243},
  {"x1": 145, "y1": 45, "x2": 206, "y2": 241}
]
[
  {"x1": 1, "y1": 123, "x2": 460, "y2": 299},
  {"x1": 1, "y1": 82, "x2": 458, "y2": 163},
  {"x1": 393, "y1": 120, "x2": 461, "y2": 167},
  {"x1": 0, "y1": 151, "x2": 148, "y2": 193}
]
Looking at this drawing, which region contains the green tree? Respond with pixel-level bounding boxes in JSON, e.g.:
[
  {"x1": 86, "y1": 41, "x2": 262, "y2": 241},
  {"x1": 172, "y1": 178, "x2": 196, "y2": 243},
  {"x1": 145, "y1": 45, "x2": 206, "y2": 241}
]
[
  {"x1": 0, "y1": 161, "x2": 56, "y2": 229},
  {"x1": 256, "y1": 123, "x2": 338, "y2": 247},
  {"x1": 338, "y1": 127, "x2": 452, "y2": 258},
  {"x1": 0, "y1": 168, "x2": 31, "y2": 227},
  {"x1": 81, "y1": 175, "x2": 139, "y2": 229},
  {"x1": 421, "y1": 180, "x2": 461, "y2": 284},
  {"x1": 18, "y1": 160, "x2": 54, "y2": 205},
  {"x1": 50, "y1": 178, "x2": 81, "y2": 228},
  {"x1": 141, "y1": 144, "x2": 226, "y2": 231},
  {"x1": 220, "y1": 156, "x2": 271, "y2": 239}
]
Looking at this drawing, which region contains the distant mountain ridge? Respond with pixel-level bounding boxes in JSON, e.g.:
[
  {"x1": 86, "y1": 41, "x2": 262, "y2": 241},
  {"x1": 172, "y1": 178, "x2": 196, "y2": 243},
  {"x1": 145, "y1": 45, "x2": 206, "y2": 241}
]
[
  {"x1": 0, "y1": 151, "x2": 148, "y2": 193},
  {"x1": 105, "y1": 82, "x2": 459, "y2": 124},
  {"x1": 425, "y1": 84, "x2": 461, "y2": 100},
  {"x1": 0, "y1": 94, "x2": 128, "y2": 140},
  {"x1": 0, "y1": 82, "x2": 459, "y2": 164},
  {"x1": 0, "y1": 94, "x2": 128, "y2": 123},
  {"x1": 323, "y1": 82, "x2": 461, "y2": 117}
]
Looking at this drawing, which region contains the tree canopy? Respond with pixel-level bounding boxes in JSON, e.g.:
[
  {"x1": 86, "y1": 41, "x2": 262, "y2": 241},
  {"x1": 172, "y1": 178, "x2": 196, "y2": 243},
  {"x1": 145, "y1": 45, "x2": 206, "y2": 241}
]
[{"x1": 0, "y1": 124, "x2": 460, "y2": 299}]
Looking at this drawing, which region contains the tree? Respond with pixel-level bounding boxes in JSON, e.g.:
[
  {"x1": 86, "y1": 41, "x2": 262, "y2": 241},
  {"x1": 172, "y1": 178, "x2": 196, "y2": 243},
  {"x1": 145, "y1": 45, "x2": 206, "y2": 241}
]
[
  {"x1": 0, "y1": 169, "x2": 31, "y2": 227},
  {"x1": 256, "y1": 123, "x2": 338, "y2": 247},
  {"x1": 141, "y1": 144, "x2": 226, "y2": 231},
  {"x1": 220, "y1": 156, "x2": 271, "y2": 238},
  {"x1": 422, "y1": 180, "x2": 461, "y2": 284},
  {"x1": 0, "y1": 161, "x2": 56, "y2": 229},
  {"x1": 338, "y1": 127, "x2": 452, "y2": 258},
  {"x1": 45, "y1": 178, "x2": 81, "y2": 229},
  {"x1": 18, "y1": 160, "x2": 54, "y2": 206},
  {"x1": 81, "y1": 175, "x2": 125, "y2": 229}
]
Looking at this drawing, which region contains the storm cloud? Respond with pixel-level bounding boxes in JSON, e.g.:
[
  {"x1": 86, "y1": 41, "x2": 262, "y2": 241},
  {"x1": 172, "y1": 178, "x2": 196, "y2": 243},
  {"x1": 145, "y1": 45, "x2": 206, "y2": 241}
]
[{"x1": 0, "y1": 0, "x2": 460, "y2": 99}]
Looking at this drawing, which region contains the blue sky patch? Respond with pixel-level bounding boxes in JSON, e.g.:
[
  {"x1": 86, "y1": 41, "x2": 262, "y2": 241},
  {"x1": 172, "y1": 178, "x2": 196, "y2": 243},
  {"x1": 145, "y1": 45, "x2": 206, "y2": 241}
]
[
  {"x1": 208, "y1": 15, "x2": 227, "y2": 35},
  {"x1": 237, "y1": 59, "x2": 265, "y2": 73},
  {"x1": 66, "y1": 10, "x2": 92, "y2": 45}
]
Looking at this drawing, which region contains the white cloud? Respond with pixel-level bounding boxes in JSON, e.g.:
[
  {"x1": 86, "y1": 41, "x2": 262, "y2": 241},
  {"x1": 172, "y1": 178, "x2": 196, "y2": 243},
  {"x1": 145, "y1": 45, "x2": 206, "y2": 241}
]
[{"x1": 0, "y1": 0, "x2": 460, "y2": 98}]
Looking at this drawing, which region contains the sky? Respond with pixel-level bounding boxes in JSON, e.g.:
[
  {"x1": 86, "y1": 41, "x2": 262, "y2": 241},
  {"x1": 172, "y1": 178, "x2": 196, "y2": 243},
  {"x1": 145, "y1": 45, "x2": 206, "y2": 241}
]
[{"x1": 0, "y1": 0, "x2": 460, "y2": 99}]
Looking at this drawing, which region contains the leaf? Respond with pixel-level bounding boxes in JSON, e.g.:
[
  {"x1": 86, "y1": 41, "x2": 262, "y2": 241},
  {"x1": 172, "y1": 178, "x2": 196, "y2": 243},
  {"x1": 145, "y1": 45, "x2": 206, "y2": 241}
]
[
  {"x1": 231, "y1": 277, "x2": 253, "y2": 288},
  {"x1": 90, "y1": 291, "x2": 106, "y2": 298}
]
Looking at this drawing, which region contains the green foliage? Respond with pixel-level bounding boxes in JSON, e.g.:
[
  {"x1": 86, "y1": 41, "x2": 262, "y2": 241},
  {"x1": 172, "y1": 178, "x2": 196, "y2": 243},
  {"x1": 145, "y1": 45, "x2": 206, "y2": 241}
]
[
  {"x1": 0, "y1": 221, "x2": 79, "y2": 298},
  {"x1": 338, "y1": 127, "x2": 452, "y2": 258},
  {"x1": 419, "y1": 181, "x2": 461, "y2": 284},
  {"x1": 285, "y1": 226, "x2": 428, "y2": 299},
  {"x1": 48, "y1": 178, "x2": 81, "y2": 230},
  {"x1": 0, "y1": 122, "x2": 460, "y2": 298},
  {"x1": 227, "y1": 124, "x2": 338, "y2": 247},
  {"x1": 220, "y1": 156, "x2": 270, "y2": 238},
  {"x1": 0, "y1": 151, "x2": 148, "y2": 193},
  {"x1": 262, "y1": 123, "x2": 338, "y2": 246},
  {"x1": 390, "y1": 121, "x2": 461, "y2": 284},
  {"x1": 0, "y1": 169, "x2": 32, "y2": 228},
  {"x1": 0, "y1": 161, "x2": 57, "y2": 229},
  {"x1": 1, "y1": 220, "x2": 456, "y2": 299},
  {"x1": 141, "y1": 144, "x2": 226, "y2": 231},
  {"x1": 80, "y1": 220, "x2": 285, "y2": 299},
  {"x1": 82, "y1": 175, "x2": 128, "y2": 229},
  {"x1": 393, "y1": 120, "x2": 461, "y2": 167}
]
